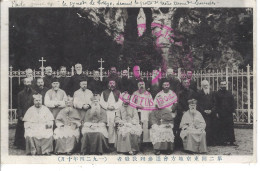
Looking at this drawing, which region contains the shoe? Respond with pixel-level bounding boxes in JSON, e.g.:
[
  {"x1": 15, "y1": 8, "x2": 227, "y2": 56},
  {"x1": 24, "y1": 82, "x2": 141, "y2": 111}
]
[
  {"x1": 55, "y1": 152, "x2": 61, "y2": 155},
  {"x1": 129, "y1": 151, "x2": 134, "y2": 155},
  {"x1": 154, "y1": 150, "x2": 160, "y2": 155},
  {"x1": 66, "y1": 152, "x2": 72, "y2": 155},
  {"x1": 229, "y1": 142, "x2": 238, "y2": 146}
]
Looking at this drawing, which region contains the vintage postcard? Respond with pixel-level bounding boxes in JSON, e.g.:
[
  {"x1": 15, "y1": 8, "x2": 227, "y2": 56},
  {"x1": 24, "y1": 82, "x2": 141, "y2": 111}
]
[{"x1": 0, "y1": 0, "x2": 257, "y2": 164}]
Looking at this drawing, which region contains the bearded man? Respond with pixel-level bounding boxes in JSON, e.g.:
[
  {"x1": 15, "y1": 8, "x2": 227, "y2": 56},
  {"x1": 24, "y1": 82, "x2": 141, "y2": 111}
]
[
  {"x1": 115, "y1": 96, "x2": 142, "y2": 155},
  {"x1": 100, "y1": 80, "x2": 122, "y2": 146},
  {"x1": 33, "y1": 77, "x2": 48, "y2": 104},
  {"x1": 197, "y1": 80, "x2": 216, "y2": 146},
  {"x1": 81, "y1": 96, "x2": 110, "y2": 155},
  {"x1": 43, "y1": 66, "x2": 54, "y2": 89},
  {"x1": 14, "y1": 78, "x2": 36, "y2": 149},
  {"x1": 73, "y1": 78, "x2": 93, "y2": 120},
  {"x1": 54, "y1": 96, "x2": 81, "y2": 155},
  {"x1": 45, "y1": 78, "x2": 67, "y2": 119},
  {"x1": 180, "y1": 99, "x2": 207, "y2": 153},
  {"x1": 23, "y1": 94, "x2": 54, "y2": 155}
]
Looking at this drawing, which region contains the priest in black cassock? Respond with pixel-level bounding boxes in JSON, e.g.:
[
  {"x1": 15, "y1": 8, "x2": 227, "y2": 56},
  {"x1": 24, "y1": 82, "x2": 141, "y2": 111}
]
[
  {"x1": 214, "y1": 80, "x2": 237, "y2": 146},
  {"x1": 33, "y1": 77, "x2": 48, "y2": 105},
  {"x1": 43, "y1": 66, "x2": 54, "y2": 89},
  {"x1": 14, "y1": 78, "x2": 36, "y2": 150},
  {"x1": 68, "y1": 63, "x2": 88, "y2": 96},
  {"x1": 128, "y1": 65, "x2": 144, "y2": 95},
  {"x1": 58, "y1": 66, "x2": 70, "y2": 94},
  {"x1": 88, "y1": 70, "x2": 103, "y2": 95},
  {"x1": 197, "y1": 80, "x2": 216, "y2": 146}
]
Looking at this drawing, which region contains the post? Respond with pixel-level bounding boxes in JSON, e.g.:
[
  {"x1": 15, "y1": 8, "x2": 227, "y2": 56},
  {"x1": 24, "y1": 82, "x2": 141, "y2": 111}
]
[
  {"x1": 98, "y1": 58, "x2": 105, "y2": 81},
  {"x1": 241, "y1": 68, "x2": 244, "y2": 122},
  {"x1": 9, "y1": 66, "x2": 13, "y2": 122},
  {"x1": 247, "y1": 65, "x2": 251, "y2": 124},
  {"x1": 177, "y1": 68, "x2": 181, "y2": 80},
  {"x1": 18, "y1": 69, "x2": 21, "y2": 85},
  {"x1": 127, "y1": 67, "x2": 130, "y2": 79},
  {"x1": 226, "y1": 66, "x2": 229, "y2": 90},
  {"x1": 39, "y1": 57, "x2": 46, "y2": 77}
]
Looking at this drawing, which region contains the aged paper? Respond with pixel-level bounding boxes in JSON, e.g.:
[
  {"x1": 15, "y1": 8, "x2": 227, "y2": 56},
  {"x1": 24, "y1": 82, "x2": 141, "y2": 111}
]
[{"x1": 1, "y1": 0, "x2": 256, "y2": 164}]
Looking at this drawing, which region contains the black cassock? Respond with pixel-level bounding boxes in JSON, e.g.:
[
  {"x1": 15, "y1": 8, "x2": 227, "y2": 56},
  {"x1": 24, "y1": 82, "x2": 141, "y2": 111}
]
[
  {"x1": 58, "y1": 76, "x2": 70, "y2": 94},
  {"x1": 88, "y1": 78, "x2": 104, "y2": 95},
  {"x1": 68, "y1": 73, "x2": 87, "y2": 96},
  {"x1": 214, "y1": 89, "x2": 236, "y2": 143},
  {"x1": 43, "y1": 75, "x2": 54, "y2": 89},
  {"x1": 14, "y1": 87, "x2": 36, "y2": 149},
  {"x1": 197, "y1": 90, "x2": 217, "y2": 145}
]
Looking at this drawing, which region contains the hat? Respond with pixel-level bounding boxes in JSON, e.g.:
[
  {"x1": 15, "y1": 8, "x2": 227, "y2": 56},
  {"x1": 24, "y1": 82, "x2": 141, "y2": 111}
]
[
  {"x1": 65, "y1": 96, "x2": 73, "y2": 102},
  {"x1": 91, "y1": 94, "x2": 100, "y2": 101},
  {"x1": 188, "y1": 99, "x2": 197, "y2": 105},
  {"x1": 33, "y1": 94, "x2": 42, "y2": 100},
  {"x1": 160, "y1": 78, "x2": 170, "y2": 85},
  {"x1": 51, "y1": 77, "x2": 60, "y2": 83},
  {"x1": 79, "y1": 77, "x2": 88, "y2": 83}
]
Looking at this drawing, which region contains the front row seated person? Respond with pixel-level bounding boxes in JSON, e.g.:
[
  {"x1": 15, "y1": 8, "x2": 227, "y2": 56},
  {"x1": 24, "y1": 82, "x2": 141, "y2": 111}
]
[
  {"x1": 81, "y1": 96, "x2": 110, "y2": 155},
  {"x1": 115, "y1": 96, "x2": 142, "y2": 155},
  {"x1": 53, "y1": 96, "x2": 81, "y2": 155},
  {"x1": 23, "y1": 94, "x2": 54, "y2": 155},
  {"x1": 180, "y1": 99, "x2": 207, "y2": 153},
  {"x1": 149, "y1": 108, "x2": 175, "y2": 155}
]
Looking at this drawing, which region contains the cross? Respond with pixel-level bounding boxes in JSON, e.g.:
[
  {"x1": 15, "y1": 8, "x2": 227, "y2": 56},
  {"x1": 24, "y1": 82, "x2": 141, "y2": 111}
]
[
  {"x1": 39, "y1": 57, "x2": 46, "y2": 77},
  {"x1": 98, "y1": 58, "x2": 105, "y2": 81}
]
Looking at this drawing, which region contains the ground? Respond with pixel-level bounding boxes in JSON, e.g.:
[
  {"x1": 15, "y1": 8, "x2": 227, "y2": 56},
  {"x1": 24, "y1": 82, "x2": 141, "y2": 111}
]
[{"x1": 9, "y1": 128, "x2": 253, "y2": 155}]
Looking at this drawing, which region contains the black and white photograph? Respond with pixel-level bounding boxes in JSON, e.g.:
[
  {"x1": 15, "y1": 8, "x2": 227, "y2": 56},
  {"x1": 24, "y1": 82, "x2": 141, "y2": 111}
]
[{"x1": 1, "y1": 0, "x2": 256, "y2": 164}]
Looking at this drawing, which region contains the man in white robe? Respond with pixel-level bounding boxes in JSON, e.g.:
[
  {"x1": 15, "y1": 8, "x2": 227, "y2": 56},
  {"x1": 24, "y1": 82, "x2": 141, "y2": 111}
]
[
  {"x1": 73, "y1": 78, "x2": 93, "y2": 120},
  {"x1": 131, "y1": 80, "x2": 154, "y2": 143},
  {"x1": 180, "y1": 99, "x2": 207, "y2": 153},
  {"x1": 54, "y1": 96, "x2": 81, "y2": 154},
  {"x1": 154, "y1": 79, "x2": 178, "y2": 112},
  {"x1": 100, "y1": 80, "x2": 122, "y2": 146},
  {"x1": 23, "y1": 94, "x2": 54, "y2": 155},
  {"x1": 45, "y1": 78, "x2": 67, "y2": 119}
]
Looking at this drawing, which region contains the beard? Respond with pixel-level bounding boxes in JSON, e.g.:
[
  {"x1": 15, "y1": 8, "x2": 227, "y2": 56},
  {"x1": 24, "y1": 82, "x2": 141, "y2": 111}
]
[
  {"x1": 90, "y1": 104, "x2": 101, "y2": 117},
  {"x1": 203, "y1": 88, "x2": 210, "y2": 95}
]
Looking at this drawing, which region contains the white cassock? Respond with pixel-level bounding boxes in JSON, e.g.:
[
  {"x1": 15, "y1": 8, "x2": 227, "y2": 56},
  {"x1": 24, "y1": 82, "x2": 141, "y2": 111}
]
[
  {"x1": 154, "y1": 90, "x2": 178, "y2": 111},
  {"x1": 73, "y1": 88, "x2": 93, "y2": 120},
  {"x1": 45, "y1": 89, "x2": 67, "y2": 119},
  {"x1": 23, "y1": 105, "x2": 54, "y2": 155},
  {"x1": 131, "y1": 90, "x2": 154, "y2": 142},
  {"x1": 100, "y1": 91, "x2": 122, "y2": 143}
]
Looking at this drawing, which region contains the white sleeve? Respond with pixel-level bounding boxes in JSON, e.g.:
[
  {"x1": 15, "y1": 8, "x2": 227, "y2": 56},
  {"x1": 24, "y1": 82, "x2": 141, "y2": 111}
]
[
  {"x1": 73, "y1": 91, "x2": 84, "y2": 109},
  {"x1": 114, "y1": 93, "x2": 123, "y2": 110},
  {"x1": 59, "y1": 91, "x2": 67, "y2": 108},
  {"x1": 100, "y1": 92, "x2": 108, "y2": 110},
  {"x1": 44, "y1": 91, "x2": 55, "y2": 108},
  {"x1": 86, "y1": 91, "x2": 93, "y2": 106}
]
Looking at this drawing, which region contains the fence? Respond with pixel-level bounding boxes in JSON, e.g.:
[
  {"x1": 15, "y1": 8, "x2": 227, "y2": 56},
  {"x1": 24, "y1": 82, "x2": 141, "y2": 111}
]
[{"x1": 8, "y1": 58, "x2": 254, "y2": 125}]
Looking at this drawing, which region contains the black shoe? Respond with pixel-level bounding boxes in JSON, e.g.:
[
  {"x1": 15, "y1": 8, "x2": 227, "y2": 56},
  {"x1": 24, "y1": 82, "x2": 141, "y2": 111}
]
[
  {"x1": 154, "y1": 150, "x2": 160, "y2": 155},
  {"x1": 229, "y1": 142, "x2": 238, "y2": 146}
]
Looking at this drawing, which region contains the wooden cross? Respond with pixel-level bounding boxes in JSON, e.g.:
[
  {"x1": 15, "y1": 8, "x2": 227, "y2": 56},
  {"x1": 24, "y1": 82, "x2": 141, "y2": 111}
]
[
  {"x1": 39, "y1": 57, "x2": 46, "y2": 77},
  {"x1": 98, "y1": 58, "x2": 105, "y2": 81}
]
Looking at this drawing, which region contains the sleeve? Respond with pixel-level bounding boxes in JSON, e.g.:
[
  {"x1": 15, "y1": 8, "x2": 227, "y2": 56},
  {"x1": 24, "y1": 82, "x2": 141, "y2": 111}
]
[
  {"x1": 114, "y1": 93, "x2": 123, "y2": 110},
  {"x1": 58, "y1": 91, "x2": 67, "y2": 108},
  {"x1": 154, "y1": 93, "x2": 159, "y2": 108},
  {"x1": 100, "y1": 92, "x2": 108, "y2": 110},
  {"x1": 99, "y1": 109, "x2": 107, "y2": 124},
  {"x1": 196, "y1": 112, "x2": 206, "y2": 130},
  {"x1": 132, "y1": 108, "x2": 140, "y2": 125},
  {"x1": 44, "y1": 91, "x2": 55, "y2": 108},
  {"x1": 55, "y1": 110, "x2": 65, "y2": 128},
  {"x1": 115, "y1": 108, "x2": 122, "y2": 123},
  {"x1": 179, "y1": 113, "x2": 189, "y2": 130},
  {"x1": 86, "y1": 91, "x2": 93, "y2": 106},
  {"x1": 73, "y1": 91, "x2": 84, "y2": 109}
]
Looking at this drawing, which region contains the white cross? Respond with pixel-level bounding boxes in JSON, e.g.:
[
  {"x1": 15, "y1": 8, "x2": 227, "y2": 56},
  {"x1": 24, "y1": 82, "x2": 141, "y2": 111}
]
[
  {"x1": 98, "y1": 58, "x2": 105, "y2": 81},
  {"x1": 127, "y1": 67, "x2": 130, "y2": 78},
  {"x1": 39, "y1": 57, "x2": 46, "y2": 76}
]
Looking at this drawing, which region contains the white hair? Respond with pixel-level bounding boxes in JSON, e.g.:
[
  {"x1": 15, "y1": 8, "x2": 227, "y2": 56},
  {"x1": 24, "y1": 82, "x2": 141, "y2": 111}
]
[{"x1": 201, "y1": 80, "x2": 209, "y2": 87}]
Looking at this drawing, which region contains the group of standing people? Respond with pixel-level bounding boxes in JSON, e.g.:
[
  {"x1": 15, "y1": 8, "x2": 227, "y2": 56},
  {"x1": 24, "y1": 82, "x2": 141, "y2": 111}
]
[{"x1": 13, "y1": 64, "x2": 237, "y2": 155}]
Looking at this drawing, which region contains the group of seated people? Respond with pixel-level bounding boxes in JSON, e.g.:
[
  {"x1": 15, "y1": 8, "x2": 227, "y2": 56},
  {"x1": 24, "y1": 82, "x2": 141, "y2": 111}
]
[{"x1": 15, "y1": 64, "x2": 236, "y2": 156}]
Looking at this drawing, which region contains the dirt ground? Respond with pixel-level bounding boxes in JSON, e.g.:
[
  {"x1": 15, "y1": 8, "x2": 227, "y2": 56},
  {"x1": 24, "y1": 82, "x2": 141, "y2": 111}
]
[{"x1": 8, "y1": 128, "x2": 254, "y2": 156}]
